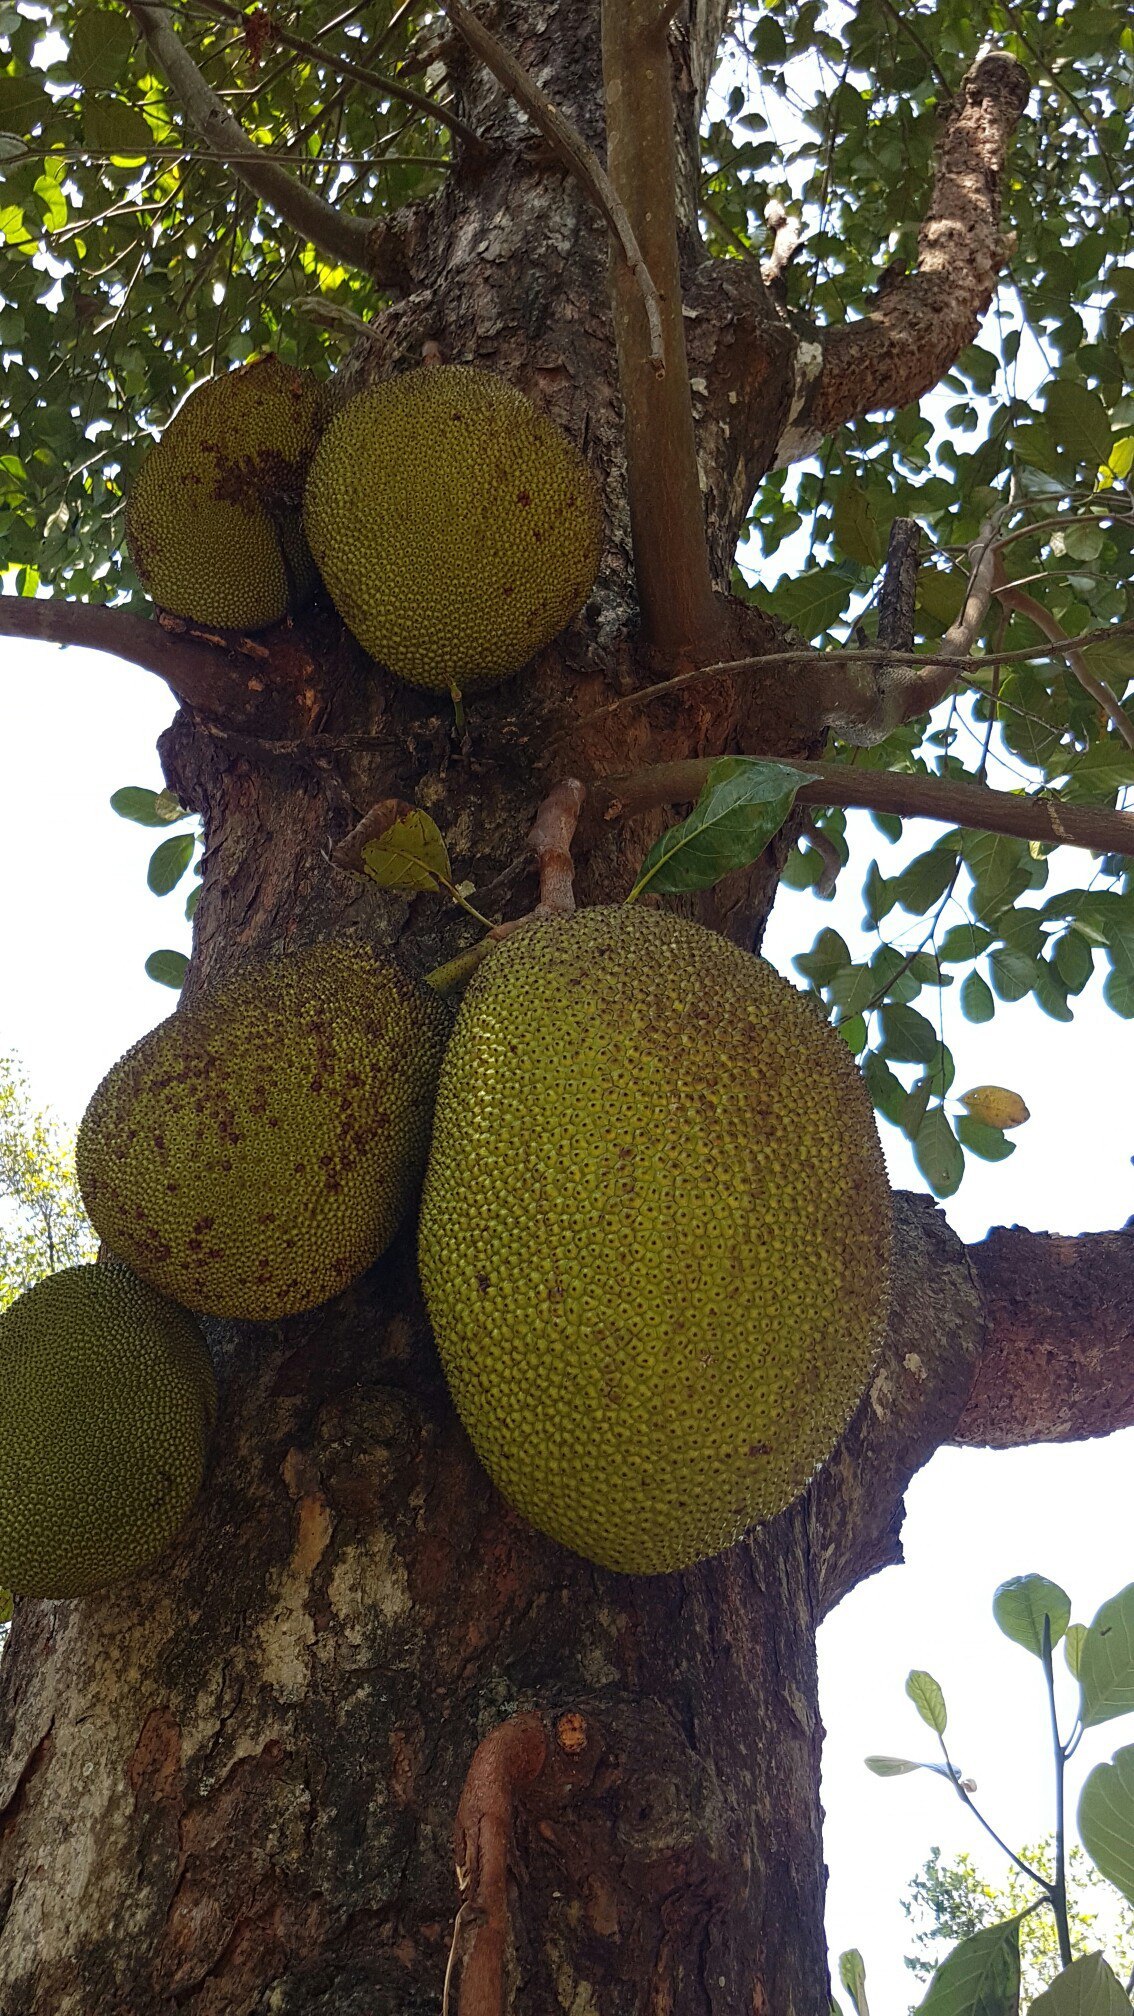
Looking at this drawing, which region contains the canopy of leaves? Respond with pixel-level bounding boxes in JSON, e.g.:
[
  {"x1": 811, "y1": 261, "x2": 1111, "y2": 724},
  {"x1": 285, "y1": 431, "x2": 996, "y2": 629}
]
[
  {"x1": 1, "y1": 0, "x2": 1132, "y2": 1191},
  {"x1": 0, "y1": 1052, "x2": 96, "y2": 1307},
  {"x1": 903, "y1": 1843, "x2": 1134, "y2": 2008}
]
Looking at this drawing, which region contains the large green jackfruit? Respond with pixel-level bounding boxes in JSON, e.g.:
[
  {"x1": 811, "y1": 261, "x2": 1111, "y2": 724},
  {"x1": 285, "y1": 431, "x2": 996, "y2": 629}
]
[
  {"x1": 0, "y1": 1263, "x2": 216, "y2": 1598},
  {"x1": 418, "y1": 906, "x2": 892, "y2": 1575},
  {"x1": 77, "y1": 942, "x2": 450, "y2": 1320},
  {"x1": 127, "y1": 356, "x2": 326, "y2": 630},
  {"x1": 303, "y1": 363, "x2": 603, "y2": 692}
]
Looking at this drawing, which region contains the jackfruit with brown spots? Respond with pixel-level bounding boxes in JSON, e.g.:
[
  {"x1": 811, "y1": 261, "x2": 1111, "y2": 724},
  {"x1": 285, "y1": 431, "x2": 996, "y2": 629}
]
[
  {"x1": 126, "y1": 356, "x2": 326, "y2": 630},
  {"x1": 0, "y1": 1262, "x2": 216, "y2": 1597},
  {"x1": 302, "y1": 363, "x2": 603, "y2": 692},
  {"x1": 418, "y1": 906, "x2": 892, "y2": 1575},
  {"x1": 77, "y1": 943, "x2": 450, "y2": 1321}
]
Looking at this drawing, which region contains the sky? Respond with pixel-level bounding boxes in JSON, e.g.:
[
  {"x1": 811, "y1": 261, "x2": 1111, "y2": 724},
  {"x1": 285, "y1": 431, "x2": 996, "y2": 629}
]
[{"x1": 1, "y1": 626, "x2": 1132, "y2": 2013}]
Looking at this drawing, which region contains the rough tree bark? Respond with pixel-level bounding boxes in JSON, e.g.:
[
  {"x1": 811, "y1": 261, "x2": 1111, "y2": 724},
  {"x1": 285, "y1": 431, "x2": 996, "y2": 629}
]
[{"x1": 0, "y1": 4, "x2": 1129, "y2": 2013}]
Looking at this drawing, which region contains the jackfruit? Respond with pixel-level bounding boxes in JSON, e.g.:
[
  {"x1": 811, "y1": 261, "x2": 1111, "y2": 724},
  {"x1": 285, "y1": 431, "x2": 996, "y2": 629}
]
[
  {"x1": 127, "y1": 356, "x2": 326, "y2": 630},
  {"x1": 77, "y1": 942, "x2": 450, "y2": 1321},
  {"x1": 0, "y1": 1262, "x2": 216, "y2": 1598},
  {"x1": 418, "y1": 906, "x2": 892, "y2": 1575},
  {"x1": 303, "y1": 363, "x2": 603, "y2": 692}
]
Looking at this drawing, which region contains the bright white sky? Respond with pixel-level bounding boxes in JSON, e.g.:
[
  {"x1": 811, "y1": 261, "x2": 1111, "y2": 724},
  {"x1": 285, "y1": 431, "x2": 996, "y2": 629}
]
[{"x1": 1, "y1": 631, "x2": 1132, "y2": 2012}]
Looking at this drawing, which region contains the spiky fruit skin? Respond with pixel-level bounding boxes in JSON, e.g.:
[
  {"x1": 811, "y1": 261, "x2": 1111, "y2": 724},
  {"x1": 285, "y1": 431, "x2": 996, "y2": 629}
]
[
  {"x1": 418, "y1": 907, "x2": 892, "y2": 1575},
  {"x1": 0, "y1": 1263, "x2": 216, "y2": 1598},
  {"x1": 126, "y1": 356, "x2": 326, "y2": 631},
  {"x1": 303, "y1": 363, "x2": 603, "y2": 692},
  {"x1": 77, "y1": 943, "x2": 450, "y2": 1321}
]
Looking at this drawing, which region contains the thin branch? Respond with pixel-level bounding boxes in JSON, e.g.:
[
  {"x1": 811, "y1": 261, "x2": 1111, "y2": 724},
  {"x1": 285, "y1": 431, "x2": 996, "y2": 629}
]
[
  {"x1": 589, "y1": 755, "x2": 1134, "y2": 860},
  {"x1": 782, "y1": 51, "x2": 1031, "y2": 450},
  {"x1": 125, "y1": 0, "x2": 400, "y2": 277},
  {"x1": 438, "y1": 0, "x2": 663, "y2": 372},
  {"x1": 602, "y1": 0, "x2": 724, "y2": 655},
  {"x1": 184, "y1": 0, "x2": 482, "y2": 150},
  {"x1": 994, "y1": 572, "x2": 1134, "y2": 752},
  {"x1": 876, "y1": 518, "x2": 921, "y2": 650}
]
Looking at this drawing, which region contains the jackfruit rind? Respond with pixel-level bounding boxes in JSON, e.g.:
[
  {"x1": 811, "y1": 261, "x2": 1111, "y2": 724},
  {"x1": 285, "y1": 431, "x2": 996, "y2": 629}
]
[
  {"x1": 303, "y1": 363, "x2": 603, "y2": 691},
  {"x1": 127, "y1": 356, "x2": 326, "y2": 630},
  {"x1": 0, "y1": 1263, "x2": 216, "y2": 1598},
  {"x1": 418, "y1": 906, "x2": 892, "y2": 1575},
  {"x1": 77, "y1": 942, "x2": 450, "y2": 1321}
]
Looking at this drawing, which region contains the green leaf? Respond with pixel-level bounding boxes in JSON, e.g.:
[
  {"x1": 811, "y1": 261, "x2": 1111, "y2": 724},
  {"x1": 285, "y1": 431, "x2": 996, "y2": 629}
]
[
  {"x1": 918, "y1": 567, "x2": 967, "y2": 628},
  {"x1": 1079, "y1": 1586, "x2": 1134, "y2": 1728},
  {"x1": 863, "y1": 1050, "x2": 907, "y2": 1128},
  {"x1": 832, "y1": 481, "x2": 883, "y2": 566},
  {"x1": 110, "y1": 786, "x2": 186, "y2": 828},
  {"x1": 794, "y1": 928, "x2": 851, "y2": 989},
  {"x1": 940, "y1": 925, "x2": 994, "y2": 963},
  {"x1": 913, "y1": 1106, "x2": 965, "y2": 1199},
  {"x1": 960, "y1": 972, "x2": 995, "y2": 1023},
  {"x1": 1079, "y1": 1745, "x2": 1134, "y2": 1905},
  {"x1": 147, "y1": 832, "x2": 195, "y2": 895},
  {"x1": 1024, "y1": 1953, "x2": 1131, "y2": 2016},
  {"x1": 1103, "y1": 970, "x2": 1134, "y2": 1019},
  {"x1": 67, "y1": 8, "x2": 136, "y2": 90},
  {"x1": 838, "y1": 1949, "x2": 870, "y2": 2016},
  {"x1": 144, "y1": 949, "x2": 188, "y2": 990},
  {"x1": 629, "y1": 758, "x2": 815, "y2": 901},
  {"x1": 864, "y1": 1754, "x2": 925, "y2": 1776},
  {"x1": 83, "y1": 100, "x2": 154, "y2": 160},
  {"x1": 336, "y1": 799, "x2": 453, "y2": 895},
  {"x1": 912, "y1": 1918, "x2": 1021, "y2": 2016},
  {"x1": 991, "y1": 1575, "x2": 1071, "y2": 1657},
  {"x1": 879, "y1": 1004, "x2": 939, "y2": 1063},
  {"x1": 906, "y1": 1669, "x2": 948, "y2": 1734},
  {"x1": 0, "y1": 73, "x2": 52, "y2": 136},
  {"x1": 774, "y1": 565, "x2": 854, "y2": 638},
  {"x1": 1045, "y1": 380, "x2": 1114, "y2": 467},
  {"x1": 955, "y1": 1115, "x2": 1015, "y2": 1163},
  {"x1": 1066, "y1": 1624, "x2": 1088, "y2": 1679},
  {"x1": 962, "y1": 832, "x2": 1034, "y2": 923},
  {"x1": 892, "y1": 847, "x2": 959, "y2": 916},
  {"x1": 989, "y1": 947, "x2": 1039, "y2": 1003}
]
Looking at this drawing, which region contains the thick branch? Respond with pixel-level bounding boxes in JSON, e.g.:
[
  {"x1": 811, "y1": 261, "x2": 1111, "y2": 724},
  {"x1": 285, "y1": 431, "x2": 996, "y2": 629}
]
[
  {"x1": 440, "y1": 0, "x2": 664, "y2": 369},
  {"x1": 602, "y1": 0, "x2": 725, "y2": 656},
  {"x1": 590, "y1": 754, "x2": 1134, "y2": 859},
  {"x1": 784, "y1": 52, "x2": 1031, "y2": 455},
  {"x1": 0, "y1": 595, "x2": 325, "y2": 730},
  {"x1": 126, "y1": 0, "x2": 388, "y2": 278},
  {"x1": 958, "y1": 1225, "x2": 1134, "y2": 1448}
]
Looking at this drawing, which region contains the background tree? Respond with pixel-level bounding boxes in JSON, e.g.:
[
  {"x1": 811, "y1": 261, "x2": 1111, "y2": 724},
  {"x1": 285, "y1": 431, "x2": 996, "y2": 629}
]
[
  {"x1": 903, "y1": 1843, "x2": 1134, "y2": 2005},
  {"x1": 0, "y1": 1054, "x2": 96, "y2": 1309},
  {"x1": 0, "y1": 0, "x2": 1132, "y2": 2009}
]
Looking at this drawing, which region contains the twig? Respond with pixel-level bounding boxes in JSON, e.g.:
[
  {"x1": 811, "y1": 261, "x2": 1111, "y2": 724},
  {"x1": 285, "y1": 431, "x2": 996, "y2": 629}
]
[
  {"x1": 125, "y1": 0, "x2": 385, "y2": 272},
  {"x1": 590, "y1": 756, "x2": 1134, "y2": 860},
  {"x1": 993, "y1": 570, "x2": 1134, "y2": 752},
  {"x1": 179, "y1": 0, "x2": 482, "y2": 150},
  {"x1": 439, "y1": 0, "x2": 664, "y2": 371}
]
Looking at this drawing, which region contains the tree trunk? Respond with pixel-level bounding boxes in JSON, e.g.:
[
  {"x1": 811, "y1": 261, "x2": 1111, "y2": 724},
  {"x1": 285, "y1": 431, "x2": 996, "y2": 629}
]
[{"x1": 0, "y1": 3, "x2": 1037, "y2": 2010}]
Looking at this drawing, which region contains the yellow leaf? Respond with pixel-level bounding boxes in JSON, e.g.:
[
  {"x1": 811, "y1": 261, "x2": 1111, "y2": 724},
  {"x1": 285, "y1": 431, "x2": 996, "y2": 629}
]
[
  {"x1": 959, "y1": 1085, "x2": 1031, "y2": 1130},
  {"x1": 332, "y1": 799, "x2": 452, "y2": 895}
]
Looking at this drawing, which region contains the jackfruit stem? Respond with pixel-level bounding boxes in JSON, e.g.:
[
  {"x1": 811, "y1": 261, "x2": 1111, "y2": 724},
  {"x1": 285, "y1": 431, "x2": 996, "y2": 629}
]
[
  {"x1": 529, "y1": 777, "x2": 585, "y2": 918},
  {"x1": 425, "y1": 943, "x2": 496, "y2": 998}
]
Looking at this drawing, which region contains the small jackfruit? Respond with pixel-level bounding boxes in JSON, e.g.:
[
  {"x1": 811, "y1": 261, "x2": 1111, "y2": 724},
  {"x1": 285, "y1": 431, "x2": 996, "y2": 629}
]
[
  {"x1": 77, "y1": 942, "x2": 450, "y2": 1321},
  {"x1": 303, "y1": 363, "x2": 603, "y2": 692},
  {"x1": 0, "y1": 1263, "x2": 216, "y2": 1598},
  {"x1": 127, "y1": 356, "x2": 326, "y2": 630},
  {"x1": 418, "y1": 906, "x2": 892, "y2": 1575}
]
